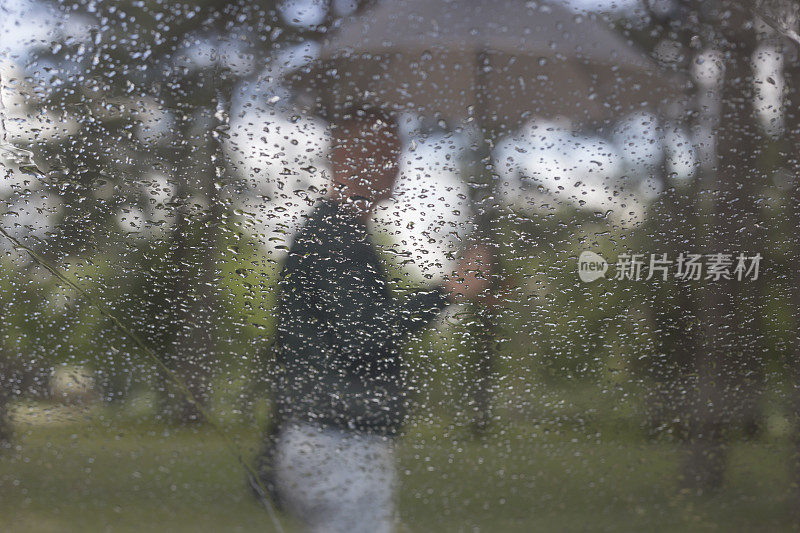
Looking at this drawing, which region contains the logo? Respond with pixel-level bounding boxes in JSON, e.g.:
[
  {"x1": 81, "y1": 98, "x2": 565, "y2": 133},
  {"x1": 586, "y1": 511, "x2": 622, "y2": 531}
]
[
  {"x1": 577, "y1": 251, "x2": 762, "y2": 283},
  {"x1": 578, "y1": 251, "x2": 608, "y2": 283}
]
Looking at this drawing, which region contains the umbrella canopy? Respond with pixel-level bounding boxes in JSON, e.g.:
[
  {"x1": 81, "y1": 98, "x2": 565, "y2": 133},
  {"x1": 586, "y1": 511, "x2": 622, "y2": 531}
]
[{"x1": 288, "y1": 0, "x2": 686, "y2": 131}]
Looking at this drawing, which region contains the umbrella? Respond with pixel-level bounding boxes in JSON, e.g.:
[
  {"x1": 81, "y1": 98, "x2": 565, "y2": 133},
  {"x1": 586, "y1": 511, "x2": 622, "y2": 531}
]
[{"x1": 288, "y1": 0, "x2": 686, "y2": 132}]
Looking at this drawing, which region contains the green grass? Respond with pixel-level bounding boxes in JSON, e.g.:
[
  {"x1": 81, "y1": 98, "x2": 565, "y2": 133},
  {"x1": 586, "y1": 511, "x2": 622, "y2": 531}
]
[{"x1": 0, "y1": 404, "x2": 795, "y2": 532}]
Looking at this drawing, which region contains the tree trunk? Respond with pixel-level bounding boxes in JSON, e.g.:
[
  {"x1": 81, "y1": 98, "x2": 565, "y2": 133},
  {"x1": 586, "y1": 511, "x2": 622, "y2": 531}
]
[
  {"x1": 783, "y1": 51, "x2": 800, "y2": 519},
  {"x1": 643, "y1": 177, "x2": 701, "y2": 439},
  {"x1": 684, "y1": 25, "x2": 762, "y2": 490},
  {"x1": 464, "y1": 305, "x2": 497, "y2": 435},
  {"x1": 0, "y1": 357, "x2": 13, "y2": 448},
  {"x1": 160, "y1": 79, "x2": 225, "y2": 424},
  {"x1": 464, "y1": 125, "x2": 499, "y2": 436}
]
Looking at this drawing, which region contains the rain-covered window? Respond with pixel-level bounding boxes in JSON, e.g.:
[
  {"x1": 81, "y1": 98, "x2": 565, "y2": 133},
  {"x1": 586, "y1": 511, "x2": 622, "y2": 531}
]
[{"x1": 1, "y1": 0, "x2": 799, "y2": 530}]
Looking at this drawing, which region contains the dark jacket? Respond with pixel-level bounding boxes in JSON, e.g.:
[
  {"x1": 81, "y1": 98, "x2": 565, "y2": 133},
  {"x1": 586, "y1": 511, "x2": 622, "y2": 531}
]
[{"x1": 274, "y1": 198, "x2": 449, "y2": 436}]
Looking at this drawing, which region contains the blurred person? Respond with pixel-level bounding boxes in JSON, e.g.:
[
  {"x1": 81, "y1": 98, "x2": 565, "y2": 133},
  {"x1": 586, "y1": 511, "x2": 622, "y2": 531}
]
[{"x1": 251, "y1": 106, "x2": 491, "y2": 533}]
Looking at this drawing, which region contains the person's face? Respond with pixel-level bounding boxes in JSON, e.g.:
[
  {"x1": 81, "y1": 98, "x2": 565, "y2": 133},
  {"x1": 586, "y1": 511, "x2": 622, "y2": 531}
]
[{"x1": 331, "y1": 119, "x2": 401, "y2": 205}]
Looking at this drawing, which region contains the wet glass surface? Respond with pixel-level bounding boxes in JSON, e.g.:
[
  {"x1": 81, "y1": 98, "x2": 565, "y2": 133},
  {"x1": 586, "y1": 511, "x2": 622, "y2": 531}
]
[{"x1": 1, "y1": 0, "x2": 799, "y2": 531}]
